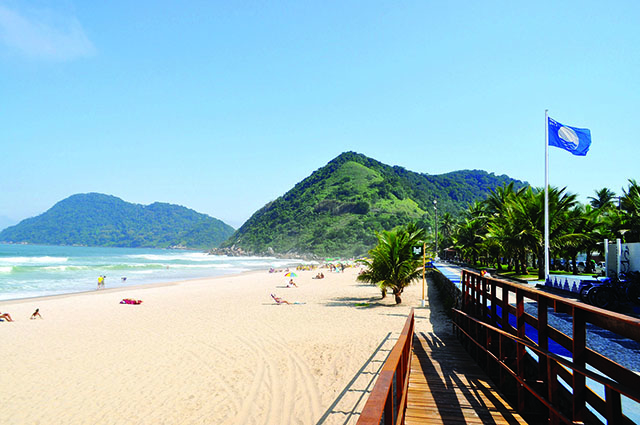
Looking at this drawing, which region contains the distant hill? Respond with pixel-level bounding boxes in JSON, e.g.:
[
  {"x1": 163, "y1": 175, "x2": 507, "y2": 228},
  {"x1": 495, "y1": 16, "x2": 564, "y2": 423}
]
[
  {"x1": 219, "y1": 152, "x2": 527, "y2": 258},
  {"x1": 0, "y1": 193, "x2": 235, "y2": 249},
  {"x1": 0, "y1": 215, "x2": 17, "y2": 232}
]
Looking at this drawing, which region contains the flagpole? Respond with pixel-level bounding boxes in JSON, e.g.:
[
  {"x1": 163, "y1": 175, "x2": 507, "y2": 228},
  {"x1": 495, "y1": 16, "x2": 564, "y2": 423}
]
[{"x1": 544, "y1": 109, "x2": 550, "y2": 281}]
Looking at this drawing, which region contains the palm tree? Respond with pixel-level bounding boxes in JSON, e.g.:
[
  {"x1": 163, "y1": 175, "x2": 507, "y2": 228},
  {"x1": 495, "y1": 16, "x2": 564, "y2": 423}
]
[
  {"x1": 438, "y1": 212, "x2": 456, "y2": 246},
  {"x1": 452, "y1": 217, "x2": 485, "y2": 265},
  {"x1": 357, "y1": 223, "x2": 425, "y2": 304},
  {"x1": 483, "y1": 183, "x2": 522, "y2": 270},
  {"x1": 620, "y1": 179, "x2": 640, "y2": 242},
  {"x1": 588, "y1": 188, "x2": 617, "y2": 209},
  {"x1": 508, "y1": 186, "x2": 581, "y2": 279},
  {"x1": 559, "y1": 205, "x2": 593, "y2": 274}
]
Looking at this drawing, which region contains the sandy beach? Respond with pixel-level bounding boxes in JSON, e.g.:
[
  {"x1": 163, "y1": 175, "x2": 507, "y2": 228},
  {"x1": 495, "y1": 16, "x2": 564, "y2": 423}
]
[{"x1": 0, "y1": 265, "x2": 443, "y2": 425}]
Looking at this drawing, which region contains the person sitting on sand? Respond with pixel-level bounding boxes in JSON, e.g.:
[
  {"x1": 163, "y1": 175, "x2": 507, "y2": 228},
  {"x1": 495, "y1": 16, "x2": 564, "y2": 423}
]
[
  {"x1": 287, "y1": 279, "x2": 298, "y2": 288},
  {"x1": 0, "y1": 311, "x2": 14, "y2": 322},
  {"x1": 30, "y1": 308, "x2": 42, "y2": 319}
]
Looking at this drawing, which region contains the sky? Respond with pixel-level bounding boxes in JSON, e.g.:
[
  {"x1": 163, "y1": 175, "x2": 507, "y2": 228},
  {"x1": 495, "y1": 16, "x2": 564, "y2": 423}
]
[{"x1": 1, "y1": 1, "x2": 639, "y2": 229}]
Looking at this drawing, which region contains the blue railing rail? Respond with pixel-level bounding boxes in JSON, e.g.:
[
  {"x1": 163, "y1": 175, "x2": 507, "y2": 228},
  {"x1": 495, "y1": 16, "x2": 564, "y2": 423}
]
[{"x1": 357, "y1": 308, "x2": 415, "y2": 425}]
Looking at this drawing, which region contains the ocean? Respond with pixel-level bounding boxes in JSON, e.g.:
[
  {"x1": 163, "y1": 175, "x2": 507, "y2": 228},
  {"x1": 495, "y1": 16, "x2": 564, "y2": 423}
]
[{"x1": 0, "y1": 243, "x2": 301, "y2": 301}]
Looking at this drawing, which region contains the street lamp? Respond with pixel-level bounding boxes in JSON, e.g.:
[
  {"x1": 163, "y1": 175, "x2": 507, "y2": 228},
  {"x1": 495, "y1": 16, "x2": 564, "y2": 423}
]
[{"x1": 433, "y1": 200, "x2": 438, "y2": 261}]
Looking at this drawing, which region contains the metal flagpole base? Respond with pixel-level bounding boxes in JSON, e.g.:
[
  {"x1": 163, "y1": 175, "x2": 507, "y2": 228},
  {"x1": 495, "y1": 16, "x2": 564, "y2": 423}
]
[{"x1": 421, "y1": 299, "x2": 425, "y2": 307}]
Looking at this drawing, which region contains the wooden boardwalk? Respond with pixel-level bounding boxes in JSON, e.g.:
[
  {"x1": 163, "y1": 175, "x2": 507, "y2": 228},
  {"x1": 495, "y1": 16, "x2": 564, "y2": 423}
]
[{"x1": 405, "y1": 331, "x2": 529, "y2": 425}]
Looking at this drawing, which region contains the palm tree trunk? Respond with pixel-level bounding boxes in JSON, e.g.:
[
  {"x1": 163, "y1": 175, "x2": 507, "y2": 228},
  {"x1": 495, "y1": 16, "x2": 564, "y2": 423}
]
[
  {"x1": 392, "y1": 288, "x2": 403, "y2": 304},
  {"x1": 520, "y1": 249, "x2": 528, "y2": 275},
  {"x1": 537, "y1": 247, "x2": 545, "y2": 280}
]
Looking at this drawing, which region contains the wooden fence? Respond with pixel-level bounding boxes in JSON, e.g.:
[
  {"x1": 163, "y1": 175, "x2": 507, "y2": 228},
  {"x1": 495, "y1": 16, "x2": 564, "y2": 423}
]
[
  {"x1": 357, "y1": 308, "x2": 415, "y2": 425},
  {"x1": 453, "y1": 270, "x2": 640, "y2": 424}
]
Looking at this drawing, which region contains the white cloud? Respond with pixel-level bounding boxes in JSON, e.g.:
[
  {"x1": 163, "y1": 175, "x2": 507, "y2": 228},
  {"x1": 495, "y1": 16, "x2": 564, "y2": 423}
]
[{"x1": 0, "y1": 5, "x2": 95, "y2": 60}]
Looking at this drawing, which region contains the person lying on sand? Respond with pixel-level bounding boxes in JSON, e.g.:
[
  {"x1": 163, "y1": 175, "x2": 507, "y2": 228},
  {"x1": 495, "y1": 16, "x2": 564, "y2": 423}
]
[
  {"x1": 271, "y1": 294, "x2": 291, "y2": 305},
  {"x1": 120, "y1": 298, "x2": 143, "y2": 305},
  {"x1": 0, "y1": 311, "x2": 14, "y2": 322},
  {"x1": 30, "y1": 308, "x2": 42, "y2": 319}
]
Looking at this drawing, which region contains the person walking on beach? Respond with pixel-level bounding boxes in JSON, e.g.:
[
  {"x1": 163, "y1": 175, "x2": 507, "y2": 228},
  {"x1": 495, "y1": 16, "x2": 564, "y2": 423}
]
[{"x1": 97, "y1": 275, "x2": 105, "y2": 289}]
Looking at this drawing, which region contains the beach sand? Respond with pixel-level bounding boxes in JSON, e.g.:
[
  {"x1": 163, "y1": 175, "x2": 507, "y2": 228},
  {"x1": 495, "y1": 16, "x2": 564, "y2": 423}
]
[{"x1": 0, "y1": 266, "x2": 445, "y2": 425}]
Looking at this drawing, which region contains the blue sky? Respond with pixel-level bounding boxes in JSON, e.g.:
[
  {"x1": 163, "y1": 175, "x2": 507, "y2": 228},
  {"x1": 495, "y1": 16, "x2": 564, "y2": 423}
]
[{"x1": 1, "y1": 1, "x2": 639, "y2": 229}]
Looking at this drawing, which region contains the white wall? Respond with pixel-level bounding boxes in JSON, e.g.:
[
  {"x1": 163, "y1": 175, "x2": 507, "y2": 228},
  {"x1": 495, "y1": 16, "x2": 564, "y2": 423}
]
[{"x1": 606, "y1": 241, "x2": 640, "y2": 277}]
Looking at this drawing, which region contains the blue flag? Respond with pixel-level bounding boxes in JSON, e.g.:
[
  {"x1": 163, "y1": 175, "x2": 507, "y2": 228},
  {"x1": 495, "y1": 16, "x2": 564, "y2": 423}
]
[{"x1": 548, "y1": 117, "x2": 591, "y2": 156}]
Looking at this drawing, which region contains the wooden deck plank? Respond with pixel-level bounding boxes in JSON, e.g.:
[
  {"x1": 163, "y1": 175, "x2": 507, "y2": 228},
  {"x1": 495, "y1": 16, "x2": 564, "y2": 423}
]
[{"x1": 405, "y1": 331, "x2": 529, "y2": 425}]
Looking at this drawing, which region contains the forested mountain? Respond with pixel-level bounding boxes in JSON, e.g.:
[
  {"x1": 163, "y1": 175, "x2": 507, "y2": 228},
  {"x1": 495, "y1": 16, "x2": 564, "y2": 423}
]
[
  {"x1": 219, "y1": 151, "x2": 526, "y2": 258},
  {"x1": 0, "y1": 193, "x2": 234, "y2": 249}
]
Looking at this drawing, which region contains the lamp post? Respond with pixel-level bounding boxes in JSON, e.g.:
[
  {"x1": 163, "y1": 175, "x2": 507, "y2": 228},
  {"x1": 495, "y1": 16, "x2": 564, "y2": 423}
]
[
  {"x1": 433, "y1": 200, "x2": 438, "y2": 261},
  {"x1": 421, "y1": 240, "x2": 426, "y2": 307}
]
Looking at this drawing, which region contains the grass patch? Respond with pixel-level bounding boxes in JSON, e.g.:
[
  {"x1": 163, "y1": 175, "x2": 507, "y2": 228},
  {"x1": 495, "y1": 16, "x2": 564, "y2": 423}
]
[
  {"x1": 497, "y1": 268, "x2": 598, "y2": 281},
  {"x1": 497, "y1": 271, "x2": 539, "y2": 280}
]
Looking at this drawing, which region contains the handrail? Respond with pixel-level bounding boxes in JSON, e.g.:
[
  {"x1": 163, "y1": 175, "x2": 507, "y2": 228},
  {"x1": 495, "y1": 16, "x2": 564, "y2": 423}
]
[
  {"x1": 454, "y1": 269, "x2": 640, "y2": 425},
  {"x1": 357, "y1": 308, "x2": 415, "y2": 425}
]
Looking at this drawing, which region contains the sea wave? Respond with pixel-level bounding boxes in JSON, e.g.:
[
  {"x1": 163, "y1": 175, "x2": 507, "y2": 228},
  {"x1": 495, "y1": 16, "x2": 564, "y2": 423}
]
[
  {"x1": 127, "y1": 253, "x2": 211, "y2": 262},
  {"x1": 1, "y1": 262, "x2": 238, "y2": 274},
  {"x1": 0, "y1": 256, "x2": 69, "y2": 264}
]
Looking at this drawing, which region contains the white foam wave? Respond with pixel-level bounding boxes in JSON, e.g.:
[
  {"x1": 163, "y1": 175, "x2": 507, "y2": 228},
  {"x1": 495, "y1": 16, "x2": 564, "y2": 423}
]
[
  {"x1": 0, "y1": 266, "x2": 12, "y2": 273},
  {"x1": 127, "y1": 254, "x2": 173, "y2": 261},
  {"x1": 129, "y1": 252, "x2": 220, "y2": 262},
  {"x1": 179, "y1": 264, "x2": 232, "y2": 269},
  {"x1": 0, "y1": 256, "x2": 69, "y2": 264},
  {"x1": 42, "y1": 266, "x2": 70, "y2": 271}
]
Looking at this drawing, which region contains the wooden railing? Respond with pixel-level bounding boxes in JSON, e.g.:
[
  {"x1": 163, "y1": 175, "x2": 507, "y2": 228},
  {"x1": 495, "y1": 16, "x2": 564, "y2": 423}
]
[
  {"x1": 453, "y1": 270, "x2": 640, "y2": 425},
  {"x1": 357, "y1": 308, "x2": 415, "y2": 425}
]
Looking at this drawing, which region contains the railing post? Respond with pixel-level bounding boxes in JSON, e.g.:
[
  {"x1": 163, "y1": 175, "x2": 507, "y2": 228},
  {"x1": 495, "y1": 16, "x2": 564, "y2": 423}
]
[
  {"x1": 572, "y1": 306, "x2": 587, "y2": 422},
  {"x1": 384, "y1": 388, "x2": 394, "y2": 424},
  {"x1": 516, "y1": 290, "x2": 526, "y2": 413},
  {"x1": 537, "y1": 297, "x2": 549, "y2": 400},
  {"x1": 605, "y1": 386, "x2": 622, "y2": 424},
  {"x1": 547, "y1": 357, "x2": 560, "y2": 425}
]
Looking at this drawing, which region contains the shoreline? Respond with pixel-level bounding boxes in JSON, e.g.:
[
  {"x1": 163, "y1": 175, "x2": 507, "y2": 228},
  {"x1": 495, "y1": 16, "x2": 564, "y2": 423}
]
[{"x1": 0, "y1": 269, "x2": 263, "y2": 306}]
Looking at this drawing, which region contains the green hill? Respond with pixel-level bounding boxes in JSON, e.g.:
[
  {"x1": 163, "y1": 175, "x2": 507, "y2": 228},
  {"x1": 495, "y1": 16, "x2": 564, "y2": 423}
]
[
  {"x1": 0, "y1": 193, "x2": 235, "y2": 249},
  {"x1": 219, "y1": 152, "x2": 526, "y2": 258}
]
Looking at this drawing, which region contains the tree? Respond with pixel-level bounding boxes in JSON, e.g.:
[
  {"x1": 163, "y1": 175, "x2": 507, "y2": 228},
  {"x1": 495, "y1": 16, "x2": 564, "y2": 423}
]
[
  {"x1": 588, "y1": 188, "x2": 617, "y2": 210},
  {"x1": 620, "y1": 179, "x2": 640, "y2": 242},
  {"x1": 452, "y1": 217, "x2": 486, "y2": 266},
  {"x1": 483, "y1": 183, "x2": 522, "y2": 271},
  {"x1": 507, "y1": 186, "x2": 581, "y2": 279},
  {"x1": 357, "y1": 223, "x2": 425, "y2": 304}
]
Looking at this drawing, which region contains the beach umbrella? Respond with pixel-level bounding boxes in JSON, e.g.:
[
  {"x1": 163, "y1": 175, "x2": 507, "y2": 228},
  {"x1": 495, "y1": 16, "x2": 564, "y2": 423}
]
[{"x1": 284, "y1": 272, "x2": 297, "y2": 278}]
